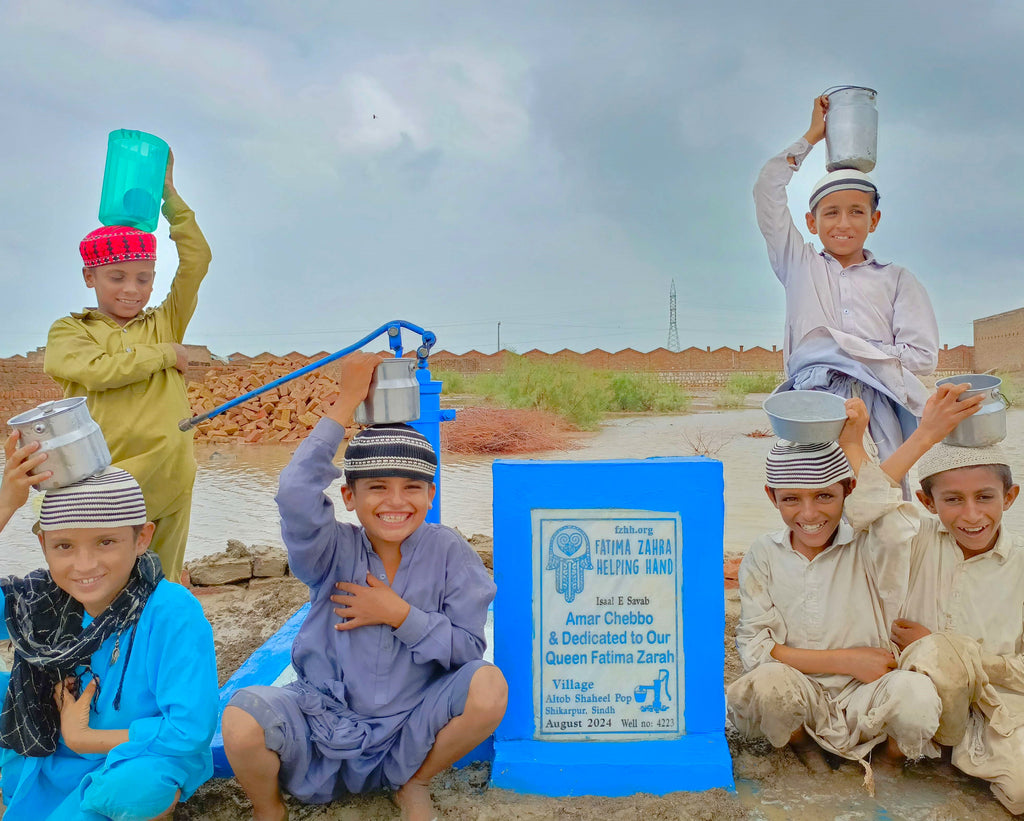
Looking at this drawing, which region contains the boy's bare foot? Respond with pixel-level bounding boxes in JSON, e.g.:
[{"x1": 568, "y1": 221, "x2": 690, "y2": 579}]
[
  {"x1": 870, "y1": 736, "x2": 905, "y2": 776},
  {"x1": 250, "y1": 802, "x2": 288, "y2": 821},
  {"x1": 394, "y1": 779, "x2": 436, "y2": 821},
  {"x1": 789, "y1": 729, "x2": 830, "y2": 774}
]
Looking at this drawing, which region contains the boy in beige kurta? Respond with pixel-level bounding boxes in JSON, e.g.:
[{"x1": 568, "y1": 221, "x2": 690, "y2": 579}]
[
  {"x1": 728, "y1": 387, "x2": 980, "y2": 773},
  {"x1": 874, "y1": 442, "x2": 1024, "y2": 814}
]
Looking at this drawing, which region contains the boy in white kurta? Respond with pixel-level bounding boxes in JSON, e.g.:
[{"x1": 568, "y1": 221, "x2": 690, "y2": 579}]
[
  {"x1": 726, "y1": 389, "x2": 976, "y2": 773},
  {"x1": 754, "y1": 94, "x2": 939, "y2": 473},
  {"x1": 877, "y1": 442, "x2": 1024, "y2": 814}
]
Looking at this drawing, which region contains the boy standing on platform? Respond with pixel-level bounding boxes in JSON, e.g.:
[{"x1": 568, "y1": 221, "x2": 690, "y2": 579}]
[
  {"x1": 222, "y1": 353, "x2": 507, "y2": 821},
  {"x1": 44, "y1": 150, "x2": 212, "y2": 583},
  {"x1": 754, "y1": 94, "x2": 939, "y2": 470}
]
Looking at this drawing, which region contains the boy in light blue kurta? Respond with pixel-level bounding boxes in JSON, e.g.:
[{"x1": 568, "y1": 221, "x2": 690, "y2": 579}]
[
  {"x1": 0, "y1": 431, "x2": 218, "y2": 820},
  {"x1": 222, "y1": 352, "x2": 508, "y2": 821}
]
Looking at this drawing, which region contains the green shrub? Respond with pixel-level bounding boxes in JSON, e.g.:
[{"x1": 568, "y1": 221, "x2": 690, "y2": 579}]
[
  {"x1": 433, "y1": 370, "x2": 474, "y2": 395},
  {"x1": 715, "y1": 388, "x2": 748, "y2": 409},
  {"x1": 725, "y1": 372, "x2": 782, "y2": 395},
  {"x1": 607, "y1": 373, "x2": 691, "y2": 413},
  {"x1": 477, "y1": 357, "x2": 610, "y2": 429},
  {"x1": 434, "y1": 357, "x2": 694, "y2": 428},
  {"x1": 995, "y1": 372, "x2": 1024, "y2": 407}
]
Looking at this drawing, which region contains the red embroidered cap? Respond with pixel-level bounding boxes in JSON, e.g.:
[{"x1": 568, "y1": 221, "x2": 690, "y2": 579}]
[{"x1": 80, "y1": 225, "x2": 157, "y2": 268}]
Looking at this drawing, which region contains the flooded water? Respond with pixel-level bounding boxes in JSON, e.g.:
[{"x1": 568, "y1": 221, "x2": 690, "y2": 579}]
[{"x1": 4, "y1": 409, "x2": 1024, "y2": 577}]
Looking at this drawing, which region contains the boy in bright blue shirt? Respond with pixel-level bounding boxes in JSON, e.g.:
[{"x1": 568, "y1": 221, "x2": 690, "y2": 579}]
[{"x1": 0, "y1": 431, "x2": 218, "y2": 820}]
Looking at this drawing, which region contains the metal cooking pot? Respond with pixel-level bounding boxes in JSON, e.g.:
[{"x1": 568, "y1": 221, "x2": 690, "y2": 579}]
[
  {"x1": 354, "y1": 358, "x2": 420, "y2": 425},
  {"x1": 762, "y1": 390, "x2": 848, "y2": 444},
  {"x1": 935, "y1": 374, "x2": 1008, "y2": 448},
  {"x1": 7, "y1": 398, "x2": 111, "y2": 489},
  {"x1": 824, "y1": 85, "x2": 878, "y2": 173}
]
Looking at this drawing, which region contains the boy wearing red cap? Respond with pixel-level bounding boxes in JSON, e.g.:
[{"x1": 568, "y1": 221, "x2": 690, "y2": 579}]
[{"x1": 43, "y1": 150, "x2": 212, "y2": 583}]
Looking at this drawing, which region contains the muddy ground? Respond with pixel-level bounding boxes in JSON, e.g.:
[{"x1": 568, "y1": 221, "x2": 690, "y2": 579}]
[{"x1": 182, "y1": 535, "x2": 1013, "y2": 821}]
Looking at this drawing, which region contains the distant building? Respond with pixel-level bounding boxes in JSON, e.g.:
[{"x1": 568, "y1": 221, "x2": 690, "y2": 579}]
[{"x1": 974, "y1": 307, "x2": 1024, "y2": 372}]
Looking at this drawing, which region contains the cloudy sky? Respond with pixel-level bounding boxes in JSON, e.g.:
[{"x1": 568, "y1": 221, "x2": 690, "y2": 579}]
[{"x1": 1, "y1": 1, "x2": 1020, "y2": 359}]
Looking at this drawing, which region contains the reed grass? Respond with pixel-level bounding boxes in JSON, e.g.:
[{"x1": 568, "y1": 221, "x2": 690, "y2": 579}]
[
  {"x1": 434, "y1": 357, "x2": 691, "y2": 429},
  {"x1": 606, "y1": 372, "x2": 691, "y2": 413},
  {"x1": 724, "y1": 371, "x2": 782, "y2": 395}
]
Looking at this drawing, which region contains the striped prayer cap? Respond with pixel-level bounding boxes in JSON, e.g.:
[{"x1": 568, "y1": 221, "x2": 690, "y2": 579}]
[
  {"x1": 38, "y1": 467, "x2": 148, "y2": 532},
  {"x1": 765, "y1": 440, "x2": 854, "y2": 490},
  {"x1": 917, "y1": 443, "x2": 1010, "y2": 482},
  {"x1": 809, "y1": 169, "x2": 879, "y2": 213},
  {"x1": 343, "y1": 423, "x2": 437, "y2": 484}
]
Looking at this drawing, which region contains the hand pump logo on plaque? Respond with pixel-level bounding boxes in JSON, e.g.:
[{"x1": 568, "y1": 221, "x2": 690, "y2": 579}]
[{"x1": 533, "y1": 509, "x2": 684, "y2": 741}]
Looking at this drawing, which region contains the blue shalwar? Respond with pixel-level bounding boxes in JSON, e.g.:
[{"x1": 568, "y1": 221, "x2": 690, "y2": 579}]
[
  {"x1": 229, "y1": 418, "x2": 495, "y2": 803},
  {"x1": 0, "y1": 581, "x2": 218, "y2": 820}
]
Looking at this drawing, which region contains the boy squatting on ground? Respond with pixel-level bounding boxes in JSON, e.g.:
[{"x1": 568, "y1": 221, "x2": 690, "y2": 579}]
[
  {"x1": 44, "y1": 149, "x2": 212, "y2": 584},
  {"x1": 0, "y1": 432, "x2": 218, "y2": 820},
  {"x1": 755, "y1": 94, "x2": 939, "y2": 472},
  {"x1": 858, "y1": 435, "x2": 1024, "y2": 813},
  {"x1": 727, "y1": 386, "x2": 981, "y2": 776},
  {"x1": 222, "y1": 352, "x2": 508, "y2": 821}
]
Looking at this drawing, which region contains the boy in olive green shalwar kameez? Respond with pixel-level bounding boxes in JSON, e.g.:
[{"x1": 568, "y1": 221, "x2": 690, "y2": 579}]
[{"x1": 44, "y1": 150, "x2": 211, "y2": 583}]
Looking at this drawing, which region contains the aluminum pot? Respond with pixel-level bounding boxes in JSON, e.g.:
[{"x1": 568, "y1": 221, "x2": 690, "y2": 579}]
[
  {"x1": 7, "y1": 397, "x2": 111, "y2": 489},
  {"x1": 824, "y1": 86, "x2": 878, "y2": 173},
  {"x1": 935, "y1": 374, "x2": 1008, "y2": 447},
  {"x1": 763, "y1": 390, "x2": 848, "y2": 444},
  {"x1": 354, "y1": 358, "x2": 420, "y2": 425}
]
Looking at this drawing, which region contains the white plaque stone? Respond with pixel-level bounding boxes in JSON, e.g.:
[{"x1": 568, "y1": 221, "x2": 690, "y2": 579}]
[{"x1": 532, "y1": 509, "x2": 683, "y2": 741}]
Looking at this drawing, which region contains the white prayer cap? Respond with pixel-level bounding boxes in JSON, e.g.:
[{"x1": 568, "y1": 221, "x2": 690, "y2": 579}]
[
  {"x1": 809, "y1": 169, "x2": 879, "y2": 212},
  {"x1": 38, "y1": 467, "x2": 148, "y2": 532},
  {"x1": 765, "y1": 440, "x2": 854, "y2": 490},
  {"x1": 917, "y1": 443, "x2": 1011, "y2": 483}
]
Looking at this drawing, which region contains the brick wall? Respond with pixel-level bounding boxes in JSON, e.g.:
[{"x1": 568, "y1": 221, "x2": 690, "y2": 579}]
[
  {"x1": 974, "y1": 308, "x2": 1024, "y2": 373},
  {"x1": 0, "y1": 341, "x2": 979, "y2": 424}
]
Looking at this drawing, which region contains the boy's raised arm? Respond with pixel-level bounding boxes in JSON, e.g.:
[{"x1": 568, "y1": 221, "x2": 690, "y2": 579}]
[
  {"x1": 753, "y1": 97, "x2": 821, "y2": 285},
  {"x1": 0, "y1": 431, "x2": 50, "y2": 533},
  {"x1": 159, "y1": 150, "x2": 213, "y2": 342},
  {"x1": 277, "y1": 352, "x2": 384, "y2": 586},
  {"x1": 880, "y1": 383, "x2": 983, "y2": 485}
]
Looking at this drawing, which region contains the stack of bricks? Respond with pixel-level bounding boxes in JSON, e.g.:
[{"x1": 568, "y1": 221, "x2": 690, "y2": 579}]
[
  {"x1": 187, "y1": 358, "x2": 341, "y2": 444},
  {"x1": 0, "y1": 352, "x2": 62, "y2": 424}
]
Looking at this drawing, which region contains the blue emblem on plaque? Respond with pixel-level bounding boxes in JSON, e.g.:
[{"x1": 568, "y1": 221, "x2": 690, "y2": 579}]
[{"x1": 546, "y1": 524, "x2": 592, "y2": 603}]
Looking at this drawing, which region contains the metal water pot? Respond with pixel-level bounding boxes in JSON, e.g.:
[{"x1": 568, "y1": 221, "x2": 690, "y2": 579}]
[
  {"x1": 824, "y1": 86, "x2": 878, "y2": 173},
  {"x1": 354, "y1": 358, "x2": 420, "y2": 425},
  {"x1": 935, "y1": 374, "x2": 1008, "y2": 448},
  {"x1": 7, "y1": 397, "x2": 111, "y2": 489}
]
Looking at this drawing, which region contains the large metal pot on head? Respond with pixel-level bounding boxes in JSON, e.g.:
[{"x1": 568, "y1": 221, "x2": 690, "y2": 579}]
[
  {"x1": 354, "y1": 358, "x2": 421, "y2": 425},
  {"x1": 8, "y1": 398, "x2": 111, "y2": 490},
  {"x1": 935, "y1": 374, "x2": 1008, "y2": 448},
  {"x1": 824, "y1": 85, "x2": 878, "y2": 173}
]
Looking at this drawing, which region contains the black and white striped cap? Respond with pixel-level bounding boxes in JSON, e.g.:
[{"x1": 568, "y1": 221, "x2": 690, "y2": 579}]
[
  {"x1": 38, "y1": 467, "x2": 148, "y2": 532},
  {"x1": 808, "y1": 169, "x2": 879, "y2": 213},
  {"x1": 343, "y1": 423, "x2": 437, "y2": 484},
  {"x1": 765, "y1": 440, "x2": 854, "y2": 490}
]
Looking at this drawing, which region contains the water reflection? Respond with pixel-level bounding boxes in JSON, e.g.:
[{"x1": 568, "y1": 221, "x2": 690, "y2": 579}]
[{"x1": 4, "y1": 409, "x2": 1024, "y2": 578}]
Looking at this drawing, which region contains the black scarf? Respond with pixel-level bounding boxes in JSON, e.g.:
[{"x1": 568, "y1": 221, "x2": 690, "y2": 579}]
[{"x1": 0, "y1": 550, "x2": 163, "y2": 757}]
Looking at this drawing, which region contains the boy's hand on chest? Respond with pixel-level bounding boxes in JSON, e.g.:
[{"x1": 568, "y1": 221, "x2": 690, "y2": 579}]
[{"x1": 331, "y1": 573, "x2": 411, "y2": 631}]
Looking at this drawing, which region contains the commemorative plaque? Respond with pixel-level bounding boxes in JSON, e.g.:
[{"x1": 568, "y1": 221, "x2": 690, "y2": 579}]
[{"x1": 533, "y1": 509, "x2": 683, "y2": 740}]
